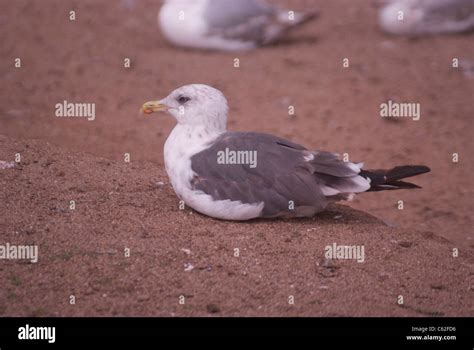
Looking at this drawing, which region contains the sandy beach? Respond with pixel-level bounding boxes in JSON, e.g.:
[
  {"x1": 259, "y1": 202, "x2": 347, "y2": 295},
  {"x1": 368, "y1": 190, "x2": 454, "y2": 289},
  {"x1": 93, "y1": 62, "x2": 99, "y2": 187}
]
[{"x1": 0, "y1": 0, "x2": 473, "y2": 316}]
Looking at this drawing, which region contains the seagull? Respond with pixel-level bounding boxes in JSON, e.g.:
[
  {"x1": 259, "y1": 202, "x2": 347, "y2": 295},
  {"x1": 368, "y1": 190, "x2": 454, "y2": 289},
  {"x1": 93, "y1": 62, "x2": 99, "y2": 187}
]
[
  {"x1": 141, "y1": 84, "x2": 430, "y2": 221},
  {"x1": 158, "y1": 0, "x2": 318, "y2": 51},
  {"x1": 378, "y1": 0, "x2": 474, "y2": 36}
]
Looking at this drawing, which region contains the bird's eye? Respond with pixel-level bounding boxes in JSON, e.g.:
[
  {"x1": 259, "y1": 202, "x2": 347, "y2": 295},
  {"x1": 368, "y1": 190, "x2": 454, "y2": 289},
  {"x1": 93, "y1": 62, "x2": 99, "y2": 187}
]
[{"x1": 177, "y1": 96, "x2": 190, "y2": 104}]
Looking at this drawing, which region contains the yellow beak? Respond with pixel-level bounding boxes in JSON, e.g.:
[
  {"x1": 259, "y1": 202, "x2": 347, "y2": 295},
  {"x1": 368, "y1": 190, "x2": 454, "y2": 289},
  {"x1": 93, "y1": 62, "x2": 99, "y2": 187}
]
[{"x1": 140, "y1": 100, "x2": 168, "y2": 115}]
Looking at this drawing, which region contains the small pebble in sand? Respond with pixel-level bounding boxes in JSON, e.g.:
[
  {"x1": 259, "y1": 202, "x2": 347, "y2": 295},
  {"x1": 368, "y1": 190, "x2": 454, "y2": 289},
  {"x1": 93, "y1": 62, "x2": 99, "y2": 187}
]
[
  {"x1": 0, "y1": 160, "x2": 15, "y2": 169},
  {"x1": 206, "y1": 303, "x2": 220, "y2": 314},
  {"x1": 333, "y1": 214, "x2": 343, "y2": 220},
  {"x1": 430, "y1": 284, "x2": 445, "y2": 290},
  {"x1": 184, "y1": 263, "x2": 194, "y2": 272},
  {"x1": 181, "y1": 248, "x2": 191, "y2": 255},
  {"x1": 155, "y1": 181, "x2": 165, "y2": 186},
  {"x1": 137, "y1": 294, "x2": 150, "y2": 301},
  {"x1": 319, "y1": 258, "x2": 337, "y2": 269},
  {"x1": 398, "y1": 241, "x2": 413, "y2": 248}
]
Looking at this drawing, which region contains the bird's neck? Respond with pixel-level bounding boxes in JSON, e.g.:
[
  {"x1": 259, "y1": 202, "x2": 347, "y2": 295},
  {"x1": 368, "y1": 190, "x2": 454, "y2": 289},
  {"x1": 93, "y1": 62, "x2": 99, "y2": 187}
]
[
  {"x1": 164, "y1": 124, "x2": 224, "y2": 161},
  {"x1": 172, "y1": 123, "x2": 225, "y2": 140}
]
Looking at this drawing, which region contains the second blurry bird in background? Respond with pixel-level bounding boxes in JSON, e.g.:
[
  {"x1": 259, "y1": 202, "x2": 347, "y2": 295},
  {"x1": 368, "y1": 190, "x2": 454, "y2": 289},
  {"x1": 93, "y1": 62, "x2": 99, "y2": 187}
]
[
  {"x1": 158, "y1": 0, "x2": 318, "y2": 51},
  {"x1": 377, "y1": 0, "x2": 474, "y2": 36}
]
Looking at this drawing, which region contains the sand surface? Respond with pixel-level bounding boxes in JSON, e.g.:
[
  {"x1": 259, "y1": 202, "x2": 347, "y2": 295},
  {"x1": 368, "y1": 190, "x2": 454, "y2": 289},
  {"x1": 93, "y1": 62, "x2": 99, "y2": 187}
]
[
  {"x1": 0, "y1": 0, "x2": 473, "y2": 316},
  {"x1": 0, "y1": 135, "x2": 473, "y2": 316}
]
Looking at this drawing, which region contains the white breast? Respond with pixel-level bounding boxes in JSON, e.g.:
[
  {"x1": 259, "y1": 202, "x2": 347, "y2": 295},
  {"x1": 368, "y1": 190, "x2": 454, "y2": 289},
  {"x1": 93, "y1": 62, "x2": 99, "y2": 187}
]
[{"x1": 163, "y1": 124, "x2": 264, "y2": 220}]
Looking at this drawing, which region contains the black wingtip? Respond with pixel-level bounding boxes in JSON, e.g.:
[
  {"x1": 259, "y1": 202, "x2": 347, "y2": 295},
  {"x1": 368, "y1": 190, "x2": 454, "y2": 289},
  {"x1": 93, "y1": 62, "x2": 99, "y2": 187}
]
[
  {"x1": 387, "y1": 165, "x2": 431, "y2": 180},
  {"x1": 361, "y1": 164, "x2": 430, "y2": 192},
  {"x1": 410, "y1": 165, "x2": 431, "y2": 174}
]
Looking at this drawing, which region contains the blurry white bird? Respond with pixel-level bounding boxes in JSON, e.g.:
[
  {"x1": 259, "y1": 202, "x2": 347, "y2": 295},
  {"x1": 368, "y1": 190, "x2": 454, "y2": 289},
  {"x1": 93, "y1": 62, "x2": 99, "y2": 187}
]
[
  {"x1": 378, "y1": 0, "x2": 474, "y2": 36},
  {"x1": 158, "y1": 0, "x2": 318, "y2": 51}
]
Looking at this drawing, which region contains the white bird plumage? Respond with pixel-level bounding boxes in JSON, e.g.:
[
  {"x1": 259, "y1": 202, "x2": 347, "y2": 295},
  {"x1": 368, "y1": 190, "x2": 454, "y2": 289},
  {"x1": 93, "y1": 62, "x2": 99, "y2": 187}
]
[{"x1": 142, "y1": 84, "x2": 375, "y2": 220}]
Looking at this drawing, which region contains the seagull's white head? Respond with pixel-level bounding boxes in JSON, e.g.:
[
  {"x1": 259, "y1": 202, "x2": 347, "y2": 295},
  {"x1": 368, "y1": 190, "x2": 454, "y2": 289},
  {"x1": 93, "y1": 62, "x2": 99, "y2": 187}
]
[
  {"x1": 378, "y1": 0, "x2": 424, "y2": 35},
  {"x1": 141, "y1": 84, "x2": 228, "y2": 132}
]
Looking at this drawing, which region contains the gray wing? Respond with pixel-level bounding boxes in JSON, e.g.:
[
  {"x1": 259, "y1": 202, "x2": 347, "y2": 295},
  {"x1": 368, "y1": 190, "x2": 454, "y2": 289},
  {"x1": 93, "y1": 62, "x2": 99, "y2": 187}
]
[
  {"x1": 420, "y1": 0, "x2": 474, "y2": 32},
  {"x1": 204, "y1": 0, "x2": 277, "y2": 43},
  {"x1": 205, "y1": 0, "x2": 274, "y2": 28},
  {"x1": 190, "y1": 132, "x2": 368, "y2": 218}
]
